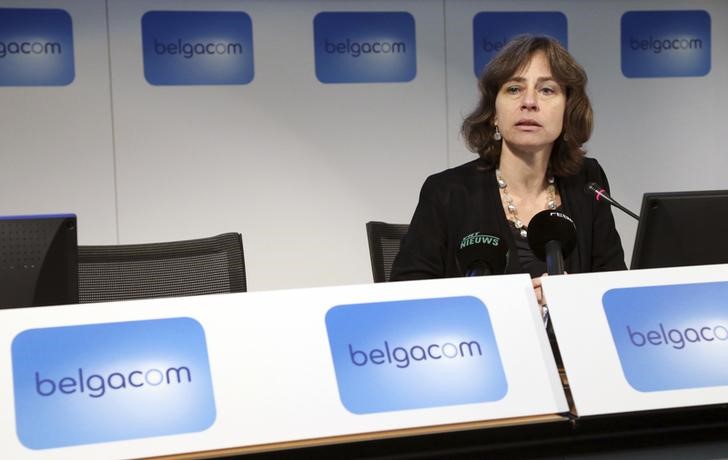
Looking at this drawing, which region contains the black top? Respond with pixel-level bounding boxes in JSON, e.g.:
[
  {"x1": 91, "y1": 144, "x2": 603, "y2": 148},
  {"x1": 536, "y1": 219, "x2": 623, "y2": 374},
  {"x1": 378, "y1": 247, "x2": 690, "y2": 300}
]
[
  {"x1": 508, "y1": 214, "x2": 549, "y2": 278},
  {"x1": 390, "y1": 157, "x2": 626, "y2": 281}
]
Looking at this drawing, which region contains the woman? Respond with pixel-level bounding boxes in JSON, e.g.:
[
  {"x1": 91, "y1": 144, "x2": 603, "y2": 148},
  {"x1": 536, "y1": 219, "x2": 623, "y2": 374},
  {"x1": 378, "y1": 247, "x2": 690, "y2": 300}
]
[{"x1": 390, "y1": 35, "x2": 625, "y2": 292}]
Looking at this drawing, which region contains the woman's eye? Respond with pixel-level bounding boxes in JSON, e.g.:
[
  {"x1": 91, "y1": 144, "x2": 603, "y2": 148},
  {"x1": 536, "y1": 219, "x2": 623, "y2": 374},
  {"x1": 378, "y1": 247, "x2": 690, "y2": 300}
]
[
  {"x1": 540, "y1": 86, "x2": 559, "y2": 95},
  {"x1": 506, "y1": 86, "x2": 521, "y2": 95}
]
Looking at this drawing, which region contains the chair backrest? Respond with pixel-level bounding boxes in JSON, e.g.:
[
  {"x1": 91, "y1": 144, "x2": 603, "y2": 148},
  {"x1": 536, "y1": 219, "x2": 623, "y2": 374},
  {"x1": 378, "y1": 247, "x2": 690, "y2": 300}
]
[
  {"x1": 365, "y1": 221, "x2": 409, "y2": 283},
  {"x1": 78, "y1": 232, "x2": 246, "y2": 303}
]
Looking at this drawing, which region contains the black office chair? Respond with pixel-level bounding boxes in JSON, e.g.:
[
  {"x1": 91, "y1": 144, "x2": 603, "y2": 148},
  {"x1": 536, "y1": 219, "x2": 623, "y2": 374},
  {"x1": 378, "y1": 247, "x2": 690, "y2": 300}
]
[
  {"x1": 365, "y1": 221, "x2": 409, "y2": 283},
  {"x1": 78, "y1": 232, "x2": 246, "y2": 303}
]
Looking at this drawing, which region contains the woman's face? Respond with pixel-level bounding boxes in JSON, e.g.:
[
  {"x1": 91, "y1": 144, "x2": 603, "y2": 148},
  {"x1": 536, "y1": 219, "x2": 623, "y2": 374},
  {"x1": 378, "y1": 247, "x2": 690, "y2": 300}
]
[{"x1": 494, "y1": 50, "x2": 566, "y2": 155}]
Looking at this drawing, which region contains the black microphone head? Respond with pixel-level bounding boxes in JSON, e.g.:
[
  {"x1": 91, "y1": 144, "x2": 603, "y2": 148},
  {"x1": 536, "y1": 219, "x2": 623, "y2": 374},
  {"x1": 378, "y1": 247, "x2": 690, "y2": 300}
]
[
  {"x1": 527, "y1": 210, "x2": 577, "y2": 261},
  {"x1": 456, "y1": 232, "x2": 508, "y2": 276},
  {"x1": 585, "y1": 182, "x2": 601, "y2": 195},
  {"x1": 585, "y1": 181, "x2": 612, "y2": 204}
]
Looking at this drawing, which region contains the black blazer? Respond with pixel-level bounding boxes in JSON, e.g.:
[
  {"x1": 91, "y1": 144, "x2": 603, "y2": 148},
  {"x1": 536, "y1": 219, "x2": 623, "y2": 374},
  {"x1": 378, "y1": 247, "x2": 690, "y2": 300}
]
[{"x1": 390, "y1": 157, "x2": 626, "y2": 281}]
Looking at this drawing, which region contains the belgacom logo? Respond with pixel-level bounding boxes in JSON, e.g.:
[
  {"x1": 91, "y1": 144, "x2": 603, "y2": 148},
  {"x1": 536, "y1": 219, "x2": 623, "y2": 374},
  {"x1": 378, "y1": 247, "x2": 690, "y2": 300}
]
[{"x1": 12, "y1": 317, "x2": 216, "y2": 449}]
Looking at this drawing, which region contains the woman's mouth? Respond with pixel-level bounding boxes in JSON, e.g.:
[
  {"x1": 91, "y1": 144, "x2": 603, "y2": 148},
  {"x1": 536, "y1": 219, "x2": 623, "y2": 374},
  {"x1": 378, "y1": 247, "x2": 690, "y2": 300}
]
[{"x1": 515, "y1": 119, "x2": 542, "y2": 131}]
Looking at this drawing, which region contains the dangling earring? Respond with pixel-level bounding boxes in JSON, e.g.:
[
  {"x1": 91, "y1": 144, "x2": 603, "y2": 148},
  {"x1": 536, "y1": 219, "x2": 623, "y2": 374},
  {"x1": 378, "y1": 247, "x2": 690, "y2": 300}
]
[{"x1": 493, "y1": 125, "x2": 502, "y2": 141}]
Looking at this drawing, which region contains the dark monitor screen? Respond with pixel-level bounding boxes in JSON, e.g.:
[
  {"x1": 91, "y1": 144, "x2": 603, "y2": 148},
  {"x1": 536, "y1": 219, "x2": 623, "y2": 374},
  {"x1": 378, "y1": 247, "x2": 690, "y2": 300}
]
[
  {"x1": 630, "y1": 190, "x2": 728, "y2": 270},
  {"x1": 0, "y1": 214, "x2": 78, "y2": 308}
]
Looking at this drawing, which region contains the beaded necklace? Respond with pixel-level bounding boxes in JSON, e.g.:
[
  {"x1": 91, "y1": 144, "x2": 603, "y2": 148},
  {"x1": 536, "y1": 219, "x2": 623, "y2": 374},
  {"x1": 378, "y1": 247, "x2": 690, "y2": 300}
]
[{"x1": 496, "y1": 168, "x2": 556, "y2": 239}]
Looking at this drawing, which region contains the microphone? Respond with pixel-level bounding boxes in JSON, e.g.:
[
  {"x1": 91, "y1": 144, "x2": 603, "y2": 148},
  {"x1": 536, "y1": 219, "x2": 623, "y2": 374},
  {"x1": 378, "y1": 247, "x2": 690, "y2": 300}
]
[
  {"x1": 585, "y1": 182, "x2": 639, "y2": 221},
  {"x1": 456, "y1": 232, "x2": 508, "y2": 276},
  {"x1": 527, "y1": 210, "x2": 577, "y2": 275}
]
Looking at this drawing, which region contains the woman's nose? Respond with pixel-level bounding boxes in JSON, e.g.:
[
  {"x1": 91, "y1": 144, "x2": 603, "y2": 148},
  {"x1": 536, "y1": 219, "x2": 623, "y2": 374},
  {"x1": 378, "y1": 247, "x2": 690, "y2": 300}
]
[{"x1": 521, "y1": 88, "x2": 538, "y2": 110}]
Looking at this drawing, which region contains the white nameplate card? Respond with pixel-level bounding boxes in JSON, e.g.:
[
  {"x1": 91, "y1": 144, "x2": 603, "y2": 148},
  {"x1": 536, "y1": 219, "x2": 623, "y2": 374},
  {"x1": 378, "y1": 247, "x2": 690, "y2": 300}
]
[
  {"x1": 0, "y1": 275, "x2": 567, "y2": 459},
  {"x1": 542, "y1": 264, "x2": 728, "y2": 416}
]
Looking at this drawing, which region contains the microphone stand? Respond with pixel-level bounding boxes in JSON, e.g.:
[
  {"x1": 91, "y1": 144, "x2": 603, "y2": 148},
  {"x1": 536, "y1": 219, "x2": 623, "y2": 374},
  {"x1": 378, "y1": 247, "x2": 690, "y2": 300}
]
[
  {"x1": 544, "y1": 240, "x2": 566, "y2": 276},
  {"x1": 607, "y1": 198, "x2": 640, "y2": 221}
]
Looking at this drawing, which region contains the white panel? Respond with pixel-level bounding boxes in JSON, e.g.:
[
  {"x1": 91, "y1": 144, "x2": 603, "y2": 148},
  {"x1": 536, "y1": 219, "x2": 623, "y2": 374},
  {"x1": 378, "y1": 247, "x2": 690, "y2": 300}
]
[
  {"x1": 108, "y1": 0, "x2": 447, "y2": 291},
  {"x1": 0, "y1": 276, "x2": 566, "y2": 458},
  {"x1": 543, "y1": 265, "x2": 728, "y2": 416},
  {"x1": 0, "y1": 0, "x2": 117, "y2": 244}
]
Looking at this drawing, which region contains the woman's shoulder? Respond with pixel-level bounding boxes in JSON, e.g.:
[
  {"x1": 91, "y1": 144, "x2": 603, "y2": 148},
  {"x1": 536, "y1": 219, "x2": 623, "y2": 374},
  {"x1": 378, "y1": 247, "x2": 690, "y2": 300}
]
[
  {"x1": 580, "y1": 156, "x2": 612, "y2": 186},
  {"x1": 561, "y1": 157, "x2": 606, "y2": 185},
  {"x1": 580, "y1": 156, "x2": 602, "y2": 174}
]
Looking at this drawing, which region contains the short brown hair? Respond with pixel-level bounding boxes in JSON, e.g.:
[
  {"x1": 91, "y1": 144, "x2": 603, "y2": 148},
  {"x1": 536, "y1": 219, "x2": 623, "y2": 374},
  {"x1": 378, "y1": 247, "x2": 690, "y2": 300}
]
[{"x1": 461, "y1": 35, "x2": 593, "y2": 176}]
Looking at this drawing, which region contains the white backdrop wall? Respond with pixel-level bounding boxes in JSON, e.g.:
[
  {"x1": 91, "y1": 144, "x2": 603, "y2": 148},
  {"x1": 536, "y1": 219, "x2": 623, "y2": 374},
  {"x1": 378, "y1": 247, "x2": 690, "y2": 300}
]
[
  {"x1": 0, "y1": 0, "x2": 117, "y2": 242},
  {"x1": 0, "y1": 0, "x2": 725, "y2": 291}
]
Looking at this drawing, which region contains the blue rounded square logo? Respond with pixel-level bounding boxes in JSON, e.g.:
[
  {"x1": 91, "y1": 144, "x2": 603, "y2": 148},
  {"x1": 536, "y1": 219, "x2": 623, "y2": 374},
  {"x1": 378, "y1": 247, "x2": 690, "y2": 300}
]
[
  {"x1": 621, "y1": 10, "x2": 711, "y2": 78},
  {"x1": 142, "y1": 11, "x2": 254, "y2": 85},
  {"x1": 0, "y1": 8, "x2": 75, "y2": 86},
  {"x1": 326, "y1": 296, "x2": 508, "y2": 414},
  {"x1": 473, "y1": 12, "x2": 567, "y2": 77},
  {"x1": 603, "y1": 282, "x2": 728, "y2": 392},
  {"x1": 314, "y1": 12, "x2": 416, "y2": 84},
  {"x1": 12, "y1": 317, "x2": 216, "y2": 449}
]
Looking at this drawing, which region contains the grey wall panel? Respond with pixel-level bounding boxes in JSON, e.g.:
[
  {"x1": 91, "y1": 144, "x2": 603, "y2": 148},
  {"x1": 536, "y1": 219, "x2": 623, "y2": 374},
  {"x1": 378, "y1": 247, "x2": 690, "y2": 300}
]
[
  {"x1": 108, "y1": 0, "x2": 447, "y2": 290},
  {"x1": 0, "y1": 0, "x2": 117, "y2": 244}
]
